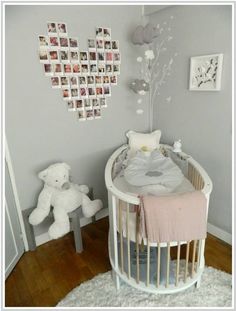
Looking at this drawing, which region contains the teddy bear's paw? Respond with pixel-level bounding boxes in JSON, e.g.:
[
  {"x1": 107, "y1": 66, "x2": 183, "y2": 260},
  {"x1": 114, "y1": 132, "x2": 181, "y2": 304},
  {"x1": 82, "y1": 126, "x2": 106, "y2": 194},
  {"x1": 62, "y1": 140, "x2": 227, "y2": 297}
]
[
  {"x1": 82, "y1": 199, "x2": 103, "y2": 218},
  {"x1": 78, "y1": 185, "x2": 89, "y2": 194},
  {"x1": 48, "y1": 222, "x2": 70, "y2": 239},
  {"x1": 29, "y1": 208, "x2": 48, "y2": 225}
]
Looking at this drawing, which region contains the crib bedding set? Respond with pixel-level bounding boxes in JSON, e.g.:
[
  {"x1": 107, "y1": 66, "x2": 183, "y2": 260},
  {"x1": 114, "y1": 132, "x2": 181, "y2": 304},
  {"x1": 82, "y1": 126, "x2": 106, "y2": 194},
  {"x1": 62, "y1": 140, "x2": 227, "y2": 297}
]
[{"x1": 105, "y1": 130, "x2": 213, "y2": 294}]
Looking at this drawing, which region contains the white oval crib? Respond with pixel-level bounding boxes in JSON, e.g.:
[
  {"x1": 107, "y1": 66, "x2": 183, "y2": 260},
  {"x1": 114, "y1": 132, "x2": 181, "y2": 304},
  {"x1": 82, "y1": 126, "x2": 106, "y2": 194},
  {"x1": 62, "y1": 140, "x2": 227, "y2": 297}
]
[{"x1": 105, "y1": 144, "x2": 213, "y2": 294}]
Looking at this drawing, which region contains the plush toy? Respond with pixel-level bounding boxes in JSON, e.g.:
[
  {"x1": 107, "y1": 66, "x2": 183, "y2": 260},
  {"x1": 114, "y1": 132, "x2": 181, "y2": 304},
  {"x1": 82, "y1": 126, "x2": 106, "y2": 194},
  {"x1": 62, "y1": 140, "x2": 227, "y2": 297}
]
[{"x1": 29, "y1": 163, "x2": 103, "y2": 239}]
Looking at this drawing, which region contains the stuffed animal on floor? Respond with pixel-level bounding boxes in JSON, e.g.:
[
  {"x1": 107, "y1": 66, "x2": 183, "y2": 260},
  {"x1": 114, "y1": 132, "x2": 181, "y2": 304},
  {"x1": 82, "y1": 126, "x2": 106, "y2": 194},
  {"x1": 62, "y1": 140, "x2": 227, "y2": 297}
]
[{"x1": 29, "y1": 162, "x2": 103, "y2": 239}]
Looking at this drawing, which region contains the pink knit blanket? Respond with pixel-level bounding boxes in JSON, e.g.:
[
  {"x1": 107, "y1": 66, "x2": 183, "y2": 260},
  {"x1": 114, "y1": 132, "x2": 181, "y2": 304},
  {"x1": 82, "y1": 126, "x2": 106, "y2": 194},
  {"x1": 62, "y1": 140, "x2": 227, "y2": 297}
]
[{"x1": 139, "y1": 191, "x2": 207, "y2": 243}]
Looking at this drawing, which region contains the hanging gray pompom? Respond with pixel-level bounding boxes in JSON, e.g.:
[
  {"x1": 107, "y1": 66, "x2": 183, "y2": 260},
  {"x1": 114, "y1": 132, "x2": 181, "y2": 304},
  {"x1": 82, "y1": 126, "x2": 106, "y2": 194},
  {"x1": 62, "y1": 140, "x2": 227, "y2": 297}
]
[{"x1": 131, "y1": 25, "x2": 144, "y2": 45}]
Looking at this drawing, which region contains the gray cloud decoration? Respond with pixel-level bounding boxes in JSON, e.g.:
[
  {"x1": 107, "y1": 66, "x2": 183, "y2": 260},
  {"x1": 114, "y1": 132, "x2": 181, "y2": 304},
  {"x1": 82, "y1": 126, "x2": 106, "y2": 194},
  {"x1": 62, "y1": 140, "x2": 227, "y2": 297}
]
[{"x1": 131, "y1": 23, "x2": 159, "y2": 45}]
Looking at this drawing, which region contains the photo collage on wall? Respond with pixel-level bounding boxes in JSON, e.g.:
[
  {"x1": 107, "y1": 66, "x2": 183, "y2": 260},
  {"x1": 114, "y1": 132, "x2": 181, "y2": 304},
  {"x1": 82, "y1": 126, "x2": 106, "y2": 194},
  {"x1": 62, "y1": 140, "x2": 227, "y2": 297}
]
[{"x1": 38, "y1": 22, "x2": 121, "y2": 121}]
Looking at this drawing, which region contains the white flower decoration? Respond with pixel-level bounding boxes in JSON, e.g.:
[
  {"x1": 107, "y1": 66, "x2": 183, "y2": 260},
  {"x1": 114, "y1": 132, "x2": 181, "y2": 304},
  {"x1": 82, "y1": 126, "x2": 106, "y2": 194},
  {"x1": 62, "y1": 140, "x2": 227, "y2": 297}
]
[
  {"x1": 138, "y1": 90, "x2": 146, "y2": 95},
  {"x1": 137, "y1": 98, "x2": 142, "y2": 104},
  {"x1": 136, "y1": 109, "x2": 144, "y2": 115},
  {"x1": 137, "y1": 56, "x2": 143, "y2": 63},
  {"x1": 145, "y1": 50, "x2": 155, "y2": 60}
]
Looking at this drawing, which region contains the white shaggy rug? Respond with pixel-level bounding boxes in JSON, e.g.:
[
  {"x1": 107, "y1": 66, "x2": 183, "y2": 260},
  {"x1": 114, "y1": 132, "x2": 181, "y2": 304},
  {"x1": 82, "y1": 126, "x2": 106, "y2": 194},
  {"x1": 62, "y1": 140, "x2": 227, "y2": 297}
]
[{"x1": 57, "y1": 265, "x2": 232, "y2": 307}]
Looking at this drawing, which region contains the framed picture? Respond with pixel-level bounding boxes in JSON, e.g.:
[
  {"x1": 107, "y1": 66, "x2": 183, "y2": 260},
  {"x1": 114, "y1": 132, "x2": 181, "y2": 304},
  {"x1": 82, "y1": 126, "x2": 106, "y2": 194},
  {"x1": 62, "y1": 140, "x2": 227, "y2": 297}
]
[
  {"x1": 189, "y1": 54, "x2": 223, "y2": 91},
  {"x1": 78, "y1": 109, "x2": 86, "y2": 121},
  {"x1": 51, "y1": 76, "x2": 60, "y2": 88},
  {"x1": 47, "y1": 22, "x2": 57, "y2": 34},
  {"x1": 39, "y1": 35, "x2": 48, "y2": 47},
  {"x1": 58, "y1": 23, "x2": 67, "y2": 35}
]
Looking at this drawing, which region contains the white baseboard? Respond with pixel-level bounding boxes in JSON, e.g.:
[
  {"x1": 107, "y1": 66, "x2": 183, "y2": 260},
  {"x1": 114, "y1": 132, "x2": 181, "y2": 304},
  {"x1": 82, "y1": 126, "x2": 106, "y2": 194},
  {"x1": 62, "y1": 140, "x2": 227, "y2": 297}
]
[
  {"x1": 35, "y1": 207, "x2": 109, "y2": 247},
  {"x1": 207, "y1": 222, "x2": 232, "y2": 245}
]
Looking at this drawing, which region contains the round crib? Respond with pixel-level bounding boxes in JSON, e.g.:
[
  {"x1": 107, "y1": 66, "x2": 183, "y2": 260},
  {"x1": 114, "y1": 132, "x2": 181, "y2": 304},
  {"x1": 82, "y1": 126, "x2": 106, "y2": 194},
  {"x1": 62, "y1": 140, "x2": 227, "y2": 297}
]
[{"x1": 105, "y1": 144, "x2": 213, "y2": 294}]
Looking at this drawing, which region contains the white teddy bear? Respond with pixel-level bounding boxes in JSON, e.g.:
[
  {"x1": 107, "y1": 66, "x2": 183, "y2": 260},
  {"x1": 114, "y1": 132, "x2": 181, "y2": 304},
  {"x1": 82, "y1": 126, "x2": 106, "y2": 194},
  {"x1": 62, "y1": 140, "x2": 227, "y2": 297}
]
[{"x1": 29, "y1": 162, "x2": 103, "y2": 239}]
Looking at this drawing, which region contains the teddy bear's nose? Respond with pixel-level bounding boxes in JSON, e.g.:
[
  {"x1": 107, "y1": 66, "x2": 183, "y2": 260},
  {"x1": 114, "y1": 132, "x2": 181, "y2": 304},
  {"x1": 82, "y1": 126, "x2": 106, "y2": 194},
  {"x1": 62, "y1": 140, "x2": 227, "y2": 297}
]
[{"x1": 62, "y1": 182, "x2": 70, "y2": 190}]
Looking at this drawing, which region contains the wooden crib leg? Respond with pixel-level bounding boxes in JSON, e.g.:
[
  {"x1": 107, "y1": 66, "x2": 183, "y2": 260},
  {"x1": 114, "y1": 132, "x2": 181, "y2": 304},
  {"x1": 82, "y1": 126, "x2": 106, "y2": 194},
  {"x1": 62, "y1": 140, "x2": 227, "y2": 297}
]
[{"x1": 112, "y1": 269, "x2": 120, "y2": 290}]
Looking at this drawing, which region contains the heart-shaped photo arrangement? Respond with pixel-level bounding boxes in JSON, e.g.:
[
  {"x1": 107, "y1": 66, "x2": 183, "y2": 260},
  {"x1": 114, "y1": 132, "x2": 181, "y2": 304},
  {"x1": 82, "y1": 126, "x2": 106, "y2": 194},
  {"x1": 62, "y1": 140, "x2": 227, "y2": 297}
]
[{"x1": 38, "y1": 22, "x2": 121, "y2": 121}]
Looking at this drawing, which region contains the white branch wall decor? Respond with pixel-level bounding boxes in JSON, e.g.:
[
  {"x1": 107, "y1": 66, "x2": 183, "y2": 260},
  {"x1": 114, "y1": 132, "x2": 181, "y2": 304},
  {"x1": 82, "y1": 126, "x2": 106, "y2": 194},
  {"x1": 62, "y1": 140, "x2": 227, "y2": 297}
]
[
  {"x1": 38, "y1": 22, "x2": 121, "y2": 121},
  {"x1": 131, "y1": 16, "x2": 177, "y2": 132}
]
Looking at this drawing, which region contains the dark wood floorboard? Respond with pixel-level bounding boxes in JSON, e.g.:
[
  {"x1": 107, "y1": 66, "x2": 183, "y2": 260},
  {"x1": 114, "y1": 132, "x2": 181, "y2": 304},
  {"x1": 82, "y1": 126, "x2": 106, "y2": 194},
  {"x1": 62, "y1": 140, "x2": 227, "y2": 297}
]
[{"x1": 5, "y1": 217, "x2": 231, "y2": 307}]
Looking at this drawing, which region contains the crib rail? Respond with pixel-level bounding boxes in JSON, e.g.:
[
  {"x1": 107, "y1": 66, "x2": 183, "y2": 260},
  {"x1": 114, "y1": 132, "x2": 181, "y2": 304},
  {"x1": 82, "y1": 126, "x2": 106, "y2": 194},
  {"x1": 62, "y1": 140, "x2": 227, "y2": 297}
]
[{"x1": 105, "y1": 144, "x2": 212, "y2": 294}]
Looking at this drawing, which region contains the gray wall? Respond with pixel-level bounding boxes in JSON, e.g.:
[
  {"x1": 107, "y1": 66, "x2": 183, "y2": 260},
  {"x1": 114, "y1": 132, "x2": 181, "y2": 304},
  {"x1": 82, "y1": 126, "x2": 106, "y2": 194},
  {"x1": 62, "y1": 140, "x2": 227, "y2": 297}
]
[
  {"x1": 148, "y1": 5, "x2": 232, "y2": 234},
  {"x1": 5, "y1": 5, "x2": 148, "y2": 236}
]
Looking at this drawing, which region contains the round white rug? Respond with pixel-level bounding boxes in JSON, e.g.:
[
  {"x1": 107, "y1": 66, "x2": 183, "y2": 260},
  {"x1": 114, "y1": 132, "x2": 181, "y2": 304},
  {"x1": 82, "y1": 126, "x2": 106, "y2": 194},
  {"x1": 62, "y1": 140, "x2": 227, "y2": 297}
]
[{"x1": 57, "y1": 265, "x2": 232, "y2": 307}]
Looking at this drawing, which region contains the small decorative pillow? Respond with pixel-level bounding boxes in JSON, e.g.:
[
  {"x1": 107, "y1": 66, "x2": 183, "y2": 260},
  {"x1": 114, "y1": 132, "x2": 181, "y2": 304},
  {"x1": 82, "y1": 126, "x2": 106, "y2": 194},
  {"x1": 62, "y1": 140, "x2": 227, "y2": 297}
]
[{"x1": 126, "y1": 130, "x2": 162, "y2": 158}]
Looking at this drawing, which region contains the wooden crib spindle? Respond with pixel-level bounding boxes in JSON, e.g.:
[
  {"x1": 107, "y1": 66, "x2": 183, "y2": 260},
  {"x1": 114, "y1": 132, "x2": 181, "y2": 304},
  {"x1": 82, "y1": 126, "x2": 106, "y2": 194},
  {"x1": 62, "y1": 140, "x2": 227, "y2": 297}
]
[
  {"x1": 126, "y1": 203, "x2": 131, "y2": 279},
  {"x1": 166, "y1": 242, "x2": 170, "y2": 288},
  {"x1": 191, "y1": 240, "x2": 197, "y2": 277},
  {"x1": 184, "y1": 241, "x2": 190, "y2": 282},
  {"x1": 135, "y1": 207, "x2": 140, "y2": 283},
  {"x1": 175, "y1": 242, "x2": 181, "y2": 286},
  {"x1": 119, "y1": 202, "x2": 124, "y2": 273},
  {"x1": 156, "y1": 243, "x2": 161, "y2": 288},
  {"x1": 146, "y1": 241, "x2": 150, "y2": 286}
]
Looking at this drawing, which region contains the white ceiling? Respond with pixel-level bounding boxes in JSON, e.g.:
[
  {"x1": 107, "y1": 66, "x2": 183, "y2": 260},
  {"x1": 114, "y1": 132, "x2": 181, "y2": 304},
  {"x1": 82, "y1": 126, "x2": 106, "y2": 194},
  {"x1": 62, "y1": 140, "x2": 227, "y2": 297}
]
[{"x1": 144, "y1": 5, "x2": 172, "y2": 16}]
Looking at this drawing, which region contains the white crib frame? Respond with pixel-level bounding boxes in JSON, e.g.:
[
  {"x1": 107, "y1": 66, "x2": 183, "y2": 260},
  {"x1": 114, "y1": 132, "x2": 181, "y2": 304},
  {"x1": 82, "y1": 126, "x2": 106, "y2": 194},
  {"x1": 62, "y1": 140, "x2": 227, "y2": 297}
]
[{"x1": 105, "y1": 144, "x2": 213, "y2": 294}]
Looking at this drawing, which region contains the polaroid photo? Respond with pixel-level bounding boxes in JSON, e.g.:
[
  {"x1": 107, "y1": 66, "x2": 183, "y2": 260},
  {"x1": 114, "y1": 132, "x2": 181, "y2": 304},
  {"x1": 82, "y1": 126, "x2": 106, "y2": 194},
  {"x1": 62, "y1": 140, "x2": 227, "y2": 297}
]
[
  {"x1": 105, "y1": 64, "x2": 113, "y2": 75},
  {"x1": 96, "y1": 27, "x2": 103, "y2": 39},
  {"x1": 60, "y1": 76, "x2": 70, "y2": 88},
  {"x1": 110, "y1": 75, "x2": 117, "y2": 85},
  {"x1": 47, "y1": 22, "x2": 57, "y2": 34},
  {"x1": 59, "y1": 37, "x2": 69, "y2": 48},
  {"x1": 103, "y1": 75, "x2": 110, "y2": 84},
  {"x1": 39, "y1": 35, "x2": 48, "y2": 47},
  {"x1": 67, "y1": 100, "x2": 76, "y2": 111},
  {"x1": 81, "y1": 64, "x2": 89, "y2": 75},
  {"x1": 86, "y1": 109, "x2": 94, "y2": 120},
  {"x1": 94, "y1": 108, "x2": 101, "y2": 119},
  {"x1": 80, "y1": 87, "x2": 88, "y2": 98},
  {"x1": 112, "y1": 40, "x2": 119, "y2": 51},
  {"x1": 58, "y1": 23, "x2": 67, "y2": 35},
  {"x1": 51, "y1": 76, "x2": 60, "y2": 88},
  {"x1": 49, "y1": 50, "x2": 59, "y2": 62},
  {"x1": 113, "y1": 52, "x2": 121, "y2": 63},
  {"x1": 103, "y1": 85, "x2": 111, "y2": 97},
  {"x1": 79, "y1": 76, "x2": 87, "y2": 86},
  {"x1": 92, "y1": 98, "x2": 100, "y2": 107},
  {"x1": 70, "y1": 51, "x2": 79, "y2": 62},
  {"x1": 105, "y1": 52, "x2": 113, "y2": 63},
  {"x1": 88, "y1": 39, "x2": 96, "y2": 50},
  {"x1": 113, "y1": 64, "x2": 120, "y2": 74},
  {"x1": 70, "y1": 76, "x2": 78, "y2": 87},
  {"x1": 80, "y1": 51, "x2": 88, "y2": 63},
  {"x1": 63, "y1": 63, "x2": 72, "y2": 75},
  {"x1": 96, "y1": 40, "x2": 104, "y2": 50},
  {"x1": 60, "y1": 49, "x2": 69, "y2": 62},
  {"x1": 75, "y1": 99, "x2": 83, "y2": 110},
  {"x1": 78, "y1": 109, "x2": 86, "y2": 121},
  {"x1": 95, "y1": 75, "x2": 102, "y2": 85},
  {"x1": 39, "y1": 49, "x2": 48, "y2": 62},
  {"x1": 43, "y1": 63, "x2": 53, "y2": 76},
  {"x1": 96, "y1": 87, "x2": 103, "y2": 97},
  {"x1": 90, "y1": 64, "x2": 98, "y2": 74},
  {"x1": 84, "y1": 99, "x2": 92, "y2": 109},
  {"x1": 89, "y1": 52, "x2": 97, "y2": 62},
  {"x1": 104, "y1": 41, "x2": 111, "y2": 51},
  {"x1": 100, "y1": 97, "x2": 107, "y2": 108},
  {"x1": 87, "y1": 76, "x2": 95, "y2": 85},
  {"x1": 62, "y1": 88, "x2": 71, "y2": 100},
  {"x1": 103, "y1": 28, "x2": 111, "y2": 40},
  {"x1": 71, "y1": 88, "x2": 79, "y2": 98},
  {"x1": 49, "y1": 36, "x2": 59, "y2": 47},
  {"x1": 97, "y1": 52, "x2": 105, "y2": 62},
  {"x1": 69, "y1": 38, "x2": 78, "y2": 48},
  {"x1": 88, "y1": 87, "x2": 96, "y2": 98},
  {"x1": 53, "y1": 63, "x2": 63, "y2": 75},
  {"x1": 98, "y1": 63, "x2": 105, "y2": 75},
  {"x1": 72, "y1": 63, "x2": 81, "y2": 74}
]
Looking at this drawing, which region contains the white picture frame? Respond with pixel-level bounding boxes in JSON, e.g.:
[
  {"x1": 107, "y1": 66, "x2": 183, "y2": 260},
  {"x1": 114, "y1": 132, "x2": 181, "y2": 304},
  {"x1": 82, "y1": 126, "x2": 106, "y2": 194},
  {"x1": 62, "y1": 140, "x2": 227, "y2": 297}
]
[{"x1": 189, "y1": 53, "x2": 223, "y2": 91}]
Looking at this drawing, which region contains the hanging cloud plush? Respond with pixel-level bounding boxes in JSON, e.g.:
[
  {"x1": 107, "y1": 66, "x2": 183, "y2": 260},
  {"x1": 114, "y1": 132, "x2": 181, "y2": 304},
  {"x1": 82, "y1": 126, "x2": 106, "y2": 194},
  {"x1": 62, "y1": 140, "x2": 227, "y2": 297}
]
[
  {"x1": 131, "y1": 23, "x2": 159, "y2": 45},
  {"x1": 130, "y1": 79, "x2": 150, "y2": 95}
]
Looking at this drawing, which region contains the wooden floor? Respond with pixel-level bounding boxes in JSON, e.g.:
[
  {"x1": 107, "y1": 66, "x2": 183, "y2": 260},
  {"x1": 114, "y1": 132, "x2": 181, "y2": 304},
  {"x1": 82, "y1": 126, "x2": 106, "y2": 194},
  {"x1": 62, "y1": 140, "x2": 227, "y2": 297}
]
[{"x1": 5, "y1": 217, "x2": 232, "y2": 307}]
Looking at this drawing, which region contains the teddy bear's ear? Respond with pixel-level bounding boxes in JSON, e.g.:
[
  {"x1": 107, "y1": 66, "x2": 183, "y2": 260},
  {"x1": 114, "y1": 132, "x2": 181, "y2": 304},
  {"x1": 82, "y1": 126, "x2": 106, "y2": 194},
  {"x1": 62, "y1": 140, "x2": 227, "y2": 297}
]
[
  {"x1": 62, "y1": 163, "x2": 71, "y2": 171},
  {"x1": 38, "y1": 168, "x2": 48, "y2": 181}
]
